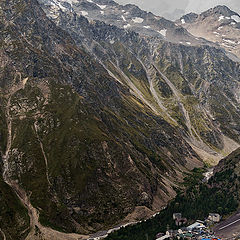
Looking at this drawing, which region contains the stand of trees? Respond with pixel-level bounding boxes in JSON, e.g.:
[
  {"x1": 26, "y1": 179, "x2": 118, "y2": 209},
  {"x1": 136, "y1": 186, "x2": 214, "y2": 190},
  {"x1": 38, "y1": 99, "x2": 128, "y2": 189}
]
[{"x1": 106, "y1": 157, "x2": 240, "y2": 240}]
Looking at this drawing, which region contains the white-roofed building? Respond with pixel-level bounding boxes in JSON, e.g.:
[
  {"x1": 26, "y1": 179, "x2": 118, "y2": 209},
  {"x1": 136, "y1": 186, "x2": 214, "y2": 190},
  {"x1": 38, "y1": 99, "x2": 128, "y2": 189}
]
[
  {"x1": 208, "y1": 213, "x2": 221, "y2": 222},
  {"x1": 187, "y1": 220, "x2": 206, "y2": 231}
]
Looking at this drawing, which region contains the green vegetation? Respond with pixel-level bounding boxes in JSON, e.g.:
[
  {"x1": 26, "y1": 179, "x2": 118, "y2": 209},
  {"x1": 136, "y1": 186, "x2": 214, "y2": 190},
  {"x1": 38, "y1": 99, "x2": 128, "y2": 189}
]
[
  {"x1": 4, "y1": 77, "x2": 192, "y2": 233},
  {"x1": 0, "y1": 175, "x2": 30, "y2": 239},
  {"x1": 106, "y1": 149, "x2": 240, "y2": 240},
  {"x1": 182, "y1": 168, "x2": 205, "y2": 187}
]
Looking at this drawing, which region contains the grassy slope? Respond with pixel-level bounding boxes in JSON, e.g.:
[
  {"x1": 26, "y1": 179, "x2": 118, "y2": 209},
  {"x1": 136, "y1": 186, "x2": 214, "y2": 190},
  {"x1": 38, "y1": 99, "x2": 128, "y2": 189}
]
[{"x1": 0, "y1": 174, "x2": 30, "y2": 239}]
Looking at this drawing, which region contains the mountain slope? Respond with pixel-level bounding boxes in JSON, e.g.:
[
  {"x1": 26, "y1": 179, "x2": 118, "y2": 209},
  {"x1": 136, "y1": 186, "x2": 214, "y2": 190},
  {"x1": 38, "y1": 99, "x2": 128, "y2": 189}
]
[
  {"x1": 39, "y1": 0, "x2": 240, "y2": 163},
  {"x1": 177, "y1": 5, "x2": 240, "y2": 59},
  {"x1": 106, "y1": 147, "x2": 240, "y2": 240},
  {"x1": 0, "y1": 0, "x2": 240, "y2": 238},
  {"x1": 0, "y1": 0, "x2": 207, "y2": 238}
]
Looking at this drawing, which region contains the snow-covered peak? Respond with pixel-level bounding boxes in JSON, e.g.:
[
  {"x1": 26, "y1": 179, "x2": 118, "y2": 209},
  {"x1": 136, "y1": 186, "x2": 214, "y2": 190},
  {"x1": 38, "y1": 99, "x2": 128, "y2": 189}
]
[
  {"x1": 205, "y1": 5, "x2": 237, "y2": 18},
  {"x1": 39, "y1": 0, "x2": 203, "y2": 45},
  {"x1": 177, "y1": 5, "x2": 240, "y2": 58}
]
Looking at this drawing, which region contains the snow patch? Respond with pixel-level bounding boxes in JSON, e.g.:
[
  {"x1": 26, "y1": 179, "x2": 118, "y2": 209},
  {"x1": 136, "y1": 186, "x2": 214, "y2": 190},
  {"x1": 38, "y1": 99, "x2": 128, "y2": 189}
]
[
  {"x1": 186, "y1": 42, "x2": 191, "y2": 45},
  {"x1": 143, "y1": 26, "x2": 151, "y2": 29},
  {"x1": 100, "y1": 11, "x2": 104, "y2": 15},
  {"x1": 51, "y1": 0, "x2": 67, "y2": 11},
  {"x1": 86, "y1": 0, "x2": 93, "y2": 2},
  {"x1": 158, "y1": 29, "x2": 167, "y2": 37},
  {"x1": 132, "y1": 17, "x2": 144, "y2": 23},
  {"x1": 231, "y1": 15, "x2": 240, "y2": 23},
  {"x1": 181, "y1": 18, "x2": 185, "y2": 24},
  {"x1": 223, "y1": 39, "x2": 236, "y2": 44},
  {"x1": 231, "y1": 22, "x2": 236, "y2": 25},
  {"x1": 110, "y1": 40, "x2": 115, "y2": 44},
  {"x1": 61, "y1": 0, "x2": 78, "y2": 4},
  {"x1": 96, "y1": 4, "x2": 106, "y2": 9},
  {"x1": 218, "y1": 26, "x2": 223, "y2": 30},
  {"x1": 123, "y1": 24, "x2": 131, "y2": 29},
  {"x1": 80, "y1": 11, "x2": 88, "y2": 16},
  {"x1": 218, "y1": 16, "x2": 224, "y2": 21},
  {"x1": 121, "y1": 15, "x2": 126, "y2": 21},
  {"x1": 221, "y1": 43, "x2": 231, "y2": 48}
]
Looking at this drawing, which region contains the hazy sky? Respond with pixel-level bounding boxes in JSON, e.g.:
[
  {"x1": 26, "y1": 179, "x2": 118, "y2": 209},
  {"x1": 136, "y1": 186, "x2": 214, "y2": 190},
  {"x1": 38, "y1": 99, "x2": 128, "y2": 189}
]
[{"x1": 115, "y1": 0, "x2": 240, "y2": 20}]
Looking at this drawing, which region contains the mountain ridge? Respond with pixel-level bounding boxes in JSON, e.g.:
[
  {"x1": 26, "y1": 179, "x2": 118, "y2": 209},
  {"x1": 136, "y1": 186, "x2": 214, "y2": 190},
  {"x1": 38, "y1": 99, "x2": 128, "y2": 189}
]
[
  {"x1": 177, "y1": 4, "x2": 240, "y2": 59},
  {"x1": 40, "y1": 0, "x2": 212, "y2": 46}
]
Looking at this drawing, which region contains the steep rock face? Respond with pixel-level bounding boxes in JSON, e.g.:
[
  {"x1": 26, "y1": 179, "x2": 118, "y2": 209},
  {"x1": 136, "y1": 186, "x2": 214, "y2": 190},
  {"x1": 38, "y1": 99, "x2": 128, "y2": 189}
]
[
  {"x1": 177, "y1": 5, "x2": 240, "y2": 59},
  {"x1": 38, "y1": 1, "x2": 240, "y2": 163},
  {"x1": 214, "y1": 147, "x2": 240, "y2": 177},
  {"x1": 0, "y1": 0, "x2": 204, "y2": 238}
]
